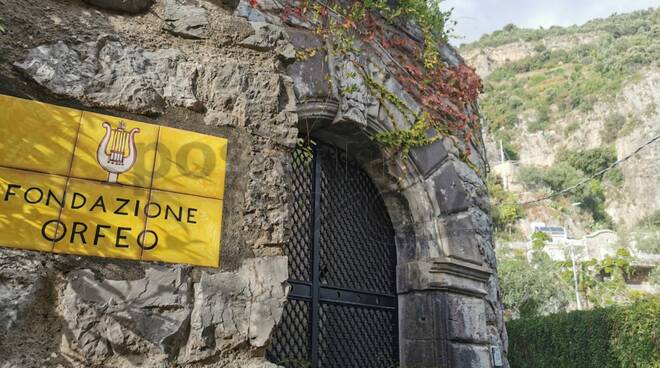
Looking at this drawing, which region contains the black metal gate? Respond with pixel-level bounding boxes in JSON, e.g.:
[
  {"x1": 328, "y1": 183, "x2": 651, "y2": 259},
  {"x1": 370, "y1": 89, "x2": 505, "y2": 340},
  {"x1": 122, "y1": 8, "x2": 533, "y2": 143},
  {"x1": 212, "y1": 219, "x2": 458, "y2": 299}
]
[{"x1": 267, "y1": 143, "x2": 399, "y2": 368}]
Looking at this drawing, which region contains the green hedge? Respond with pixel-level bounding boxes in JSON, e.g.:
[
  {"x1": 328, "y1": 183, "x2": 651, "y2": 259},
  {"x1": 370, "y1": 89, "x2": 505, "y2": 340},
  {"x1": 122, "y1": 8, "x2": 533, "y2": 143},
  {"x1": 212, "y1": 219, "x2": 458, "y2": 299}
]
[{"x1": 507, "y1": 297, "x2": 660, "y2": 368}]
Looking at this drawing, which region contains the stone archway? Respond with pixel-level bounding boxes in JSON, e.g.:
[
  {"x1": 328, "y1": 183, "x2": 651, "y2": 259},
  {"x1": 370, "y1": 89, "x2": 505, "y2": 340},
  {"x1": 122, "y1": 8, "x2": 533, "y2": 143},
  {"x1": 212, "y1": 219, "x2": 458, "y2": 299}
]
[{"x1": 291, "y1": 99, "x2": 503, "y2": 367}]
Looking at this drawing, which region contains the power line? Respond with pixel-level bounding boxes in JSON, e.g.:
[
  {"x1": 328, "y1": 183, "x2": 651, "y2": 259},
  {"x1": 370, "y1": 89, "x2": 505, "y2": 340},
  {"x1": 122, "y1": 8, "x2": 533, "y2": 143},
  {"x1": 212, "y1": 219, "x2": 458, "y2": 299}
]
[{"x1": 520, "y1": 134, "x2": 660, "y2": 206}]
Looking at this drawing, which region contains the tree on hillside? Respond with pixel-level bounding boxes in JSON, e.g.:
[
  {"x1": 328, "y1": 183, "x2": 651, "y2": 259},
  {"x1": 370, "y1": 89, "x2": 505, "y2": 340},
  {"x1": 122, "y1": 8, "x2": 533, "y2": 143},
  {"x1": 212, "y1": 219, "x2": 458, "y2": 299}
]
[
  {"x1": 488, "y1": 177, "x2": 524, "y2": 238},
  {"x1": 579, "y1": 248, "x2": 635, "y2": 308}
]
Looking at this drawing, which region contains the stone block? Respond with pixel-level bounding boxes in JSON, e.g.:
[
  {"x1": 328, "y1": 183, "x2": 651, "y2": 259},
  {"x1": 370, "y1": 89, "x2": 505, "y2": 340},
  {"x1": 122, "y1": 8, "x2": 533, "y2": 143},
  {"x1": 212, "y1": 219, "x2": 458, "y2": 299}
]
[
  {"x1": 83, "y1": 0, "x2": 153, "y2": 13},
  {"x1": 398, "y1": 258, "x2": 491, "y2": 296},
  {"x1": 452, "y1": 159, "x2": 490, "y2": 212},
  {"x1": 429, "y1": 162, "x2": 469, "y2": 215},
  {"x1": 333, "y1": 55, "x2": 374, "y2": 126},
  {"x1": 377, "y1": 96, "x2": 416, "y2": 133},
  {"x1": 0, "y1": 250, "x2": 48, "y2": 334},
  {"x1": 233, "y1": 0, "x2": 282, "y2": 24},
  {"x1": 399, "y1": 338, "x2": 438, "y2": 367},
  {"x1": 183, "y1": 256, "x2": 288, "y2": 362},
  {"x1": 284, "y1": 30, "x2": 332, "y2": 101},
  {"x1": 410, "y1": 128, "x2": 449, "y2": 177},
  {"x1": 449, "y1": 342, "x2": 492, "y2": 368},
  {"x1": 163, "y1": 0, "x2": 209, "y2": 39},
  {"x1": 209, "y1": 0, "x2": 239, "y2": 10},
  {"x1": 439, "y1": 44, "x2": 461, "y2": 67},
  {"x1": 240, "y1": 22, "x2": 284, "y2": 50},
  {"x1": 399, "y1": 292, "x2": 434, "y2": 340},
  {"x1": 437, "y1": 212, "x2": 484, "y2": 265},
  {"x1": 14, "y1": 35, "x2": 202, "y2": 115},
  {"x1": 446, "y1": 294, "x2": 488, "y2": 343},
  {"x1": 237, "y1": 23, "x2": 297, "y2": 62},
  {"x1": 61, "y1": 267, "x2": 192, "y2": 361}
]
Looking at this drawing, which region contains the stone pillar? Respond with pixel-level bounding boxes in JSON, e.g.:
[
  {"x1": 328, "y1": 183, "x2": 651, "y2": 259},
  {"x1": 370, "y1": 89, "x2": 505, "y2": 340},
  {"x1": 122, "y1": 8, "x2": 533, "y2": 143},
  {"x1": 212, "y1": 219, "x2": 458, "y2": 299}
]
[
  {"x1": 398, "y1": 258, "x2": 493, "y2": 367},
  {"x1": 394, "y1": 137, "x2": 508, "y2": 368}
]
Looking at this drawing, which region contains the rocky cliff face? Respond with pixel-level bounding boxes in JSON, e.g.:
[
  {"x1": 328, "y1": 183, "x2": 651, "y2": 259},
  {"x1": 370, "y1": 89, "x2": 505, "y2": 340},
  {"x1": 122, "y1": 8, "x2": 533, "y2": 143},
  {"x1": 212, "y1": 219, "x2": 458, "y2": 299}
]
[
  {"x1": 509, "y1": 68, "x2": 660, "y2": 228},
  {"x1": 608, "y1": 70, "x2": 660, "y2": 226},
  {"x1": 462, "y1": 10, "x2": 660, "y2": 230},
  {"x1": 463, "y1": 31, "x2": 603, "y2": 78}
]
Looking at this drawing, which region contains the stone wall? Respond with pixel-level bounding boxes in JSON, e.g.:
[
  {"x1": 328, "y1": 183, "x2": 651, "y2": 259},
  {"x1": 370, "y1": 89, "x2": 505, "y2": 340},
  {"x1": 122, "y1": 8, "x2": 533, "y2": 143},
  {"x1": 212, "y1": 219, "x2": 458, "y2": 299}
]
[{"x1": 0, "y1": 0, "x2": 508, "y2": 367}]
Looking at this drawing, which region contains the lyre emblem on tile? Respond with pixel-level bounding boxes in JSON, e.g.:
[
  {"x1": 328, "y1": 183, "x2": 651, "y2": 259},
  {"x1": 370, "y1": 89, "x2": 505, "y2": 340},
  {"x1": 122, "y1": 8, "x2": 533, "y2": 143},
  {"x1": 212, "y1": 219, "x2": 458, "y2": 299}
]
[{"x1": 96, "y1": 121, "x2": 140, "y2": 183}]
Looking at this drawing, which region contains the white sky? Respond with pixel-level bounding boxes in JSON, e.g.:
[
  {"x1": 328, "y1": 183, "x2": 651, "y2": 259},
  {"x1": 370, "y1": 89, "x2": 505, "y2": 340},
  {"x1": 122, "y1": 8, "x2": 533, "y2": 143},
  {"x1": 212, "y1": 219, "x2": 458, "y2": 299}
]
[{"x1": 440, "y1": 0, "x2": 660, "y2": 46}]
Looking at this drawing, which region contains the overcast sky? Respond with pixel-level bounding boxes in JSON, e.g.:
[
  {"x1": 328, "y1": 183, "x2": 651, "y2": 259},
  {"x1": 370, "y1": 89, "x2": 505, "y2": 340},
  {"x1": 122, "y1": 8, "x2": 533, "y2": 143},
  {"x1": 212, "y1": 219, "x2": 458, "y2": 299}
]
[{"x1": 440, "y1": 0, "x2": 659, "y2": 46}]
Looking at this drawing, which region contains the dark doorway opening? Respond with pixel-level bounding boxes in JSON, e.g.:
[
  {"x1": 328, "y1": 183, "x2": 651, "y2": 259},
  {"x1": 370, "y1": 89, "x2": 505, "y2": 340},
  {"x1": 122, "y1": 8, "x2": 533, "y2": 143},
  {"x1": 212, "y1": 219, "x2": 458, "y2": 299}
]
[{"x1": 267, "y1": 142, "x2": 399, "y2": 368}]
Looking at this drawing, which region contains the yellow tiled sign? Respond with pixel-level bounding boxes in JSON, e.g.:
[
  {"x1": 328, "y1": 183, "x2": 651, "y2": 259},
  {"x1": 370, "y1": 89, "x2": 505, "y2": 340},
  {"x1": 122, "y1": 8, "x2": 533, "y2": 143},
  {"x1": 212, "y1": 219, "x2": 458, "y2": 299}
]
[{"x1": 0, "y1": 94, "x2": 227, "y2": 267}]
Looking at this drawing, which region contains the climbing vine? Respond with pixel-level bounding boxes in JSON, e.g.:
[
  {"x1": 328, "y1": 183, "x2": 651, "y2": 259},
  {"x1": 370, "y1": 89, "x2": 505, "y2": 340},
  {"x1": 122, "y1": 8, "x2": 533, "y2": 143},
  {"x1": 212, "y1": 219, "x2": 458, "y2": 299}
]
[{"x1": 253, "y1": 0, "x2": 483, "y2": 159}]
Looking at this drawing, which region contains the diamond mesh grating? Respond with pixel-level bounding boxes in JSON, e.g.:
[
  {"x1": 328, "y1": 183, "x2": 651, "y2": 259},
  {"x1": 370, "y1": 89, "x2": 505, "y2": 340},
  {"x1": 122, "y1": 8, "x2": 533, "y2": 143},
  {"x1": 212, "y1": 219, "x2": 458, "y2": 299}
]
[
  {"x1": 319, "y1": 303, "x2": 399, "y2": 368},
  {"x1": 266, "y1": 299, "x2": 312, "y2": 367},
  {"x1": 267, "y1": 143, "x2": 398, "y2": 368},
  {"x1": 287, "y1": 145, "x2": 314, "y2": 282},
  {"x1": 318, "y1": 146, "x2": 397, "y2": 294}
]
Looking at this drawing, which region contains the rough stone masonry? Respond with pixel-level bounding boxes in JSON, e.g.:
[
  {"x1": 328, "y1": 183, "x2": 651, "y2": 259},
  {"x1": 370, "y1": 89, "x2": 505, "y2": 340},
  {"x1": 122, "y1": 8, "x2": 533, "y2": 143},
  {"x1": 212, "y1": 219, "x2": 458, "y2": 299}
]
[{"x1": 0, "y1": 0, "x2": 508, "y2": 367}]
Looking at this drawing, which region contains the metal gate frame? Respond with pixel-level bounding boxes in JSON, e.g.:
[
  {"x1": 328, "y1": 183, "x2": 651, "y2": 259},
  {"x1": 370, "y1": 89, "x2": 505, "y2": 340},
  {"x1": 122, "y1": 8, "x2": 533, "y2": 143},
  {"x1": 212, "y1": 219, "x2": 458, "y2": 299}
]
[{"x1": 267, "y1": 143, "x2": 399, "y2": 368}]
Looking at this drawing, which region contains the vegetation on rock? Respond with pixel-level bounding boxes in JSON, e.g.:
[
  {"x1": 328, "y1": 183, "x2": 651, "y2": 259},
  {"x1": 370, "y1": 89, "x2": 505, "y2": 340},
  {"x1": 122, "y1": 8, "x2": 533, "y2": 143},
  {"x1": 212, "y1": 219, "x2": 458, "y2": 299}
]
[
  {"x1": 626, "y1": 210, "x2": 660, "y2": 255},
  {"x1": 465, "y1": 9, "x2": 660, "y2": 242},
  {"x1": 473, "y1": 9, "x2": 659, "y2": 150},
  {"x1": 276, "y1": 0, "x2": 483, "y2": 158},
  {"x1": 517, "y1": 147, "x2": 622, "y2": 227},
  {"x1": 487, "y1": 177, "x2": 524, "y2": 237}
]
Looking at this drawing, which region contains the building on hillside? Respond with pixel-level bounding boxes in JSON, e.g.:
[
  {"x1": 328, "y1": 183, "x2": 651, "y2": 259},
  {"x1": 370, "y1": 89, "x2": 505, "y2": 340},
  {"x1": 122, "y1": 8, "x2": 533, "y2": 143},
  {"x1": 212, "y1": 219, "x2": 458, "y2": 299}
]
[
  {"x1": 491, "y1": 160, "x2": 525, "y2": 192},
  {"x1": 531, "y1": 222, "x2": 567, "y2": 244},
  {"x1": 526, "y1": 224, "x2": 659, "y2": 292}
]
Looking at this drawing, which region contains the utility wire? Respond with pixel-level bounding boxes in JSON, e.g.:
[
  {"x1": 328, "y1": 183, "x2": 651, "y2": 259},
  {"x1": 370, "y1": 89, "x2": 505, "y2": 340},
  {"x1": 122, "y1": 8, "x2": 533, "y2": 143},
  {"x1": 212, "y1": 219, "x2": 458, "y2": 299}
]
[{"x1": 520, "y1": 134, "x2": 660, "y2": 206}]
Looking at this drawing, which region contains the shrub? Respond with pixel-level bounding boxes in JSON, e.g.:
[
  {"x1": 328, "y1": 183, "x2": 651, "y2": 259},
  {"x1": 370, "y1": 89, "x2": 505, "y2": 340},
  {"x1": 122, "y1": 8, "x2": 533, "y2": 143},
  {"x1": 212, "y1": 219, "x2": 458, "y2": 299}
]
[
  {"x1": 507, "y1": 297, "x2": 660, "y2": 368},
  {"x1": 634, "y1": 230, "x2": 660, "y2": 254},
  {"x1": 556, "y1": 147, "x2": 618, "y2": 177},
  {"x1": 527, "y1": 106, "x2": 551, "y2": 132},
  {"x1": 517, "y1": 155, "x2": 615, "y2": 225},
  {"x1": 508, "y1": 307, "x2": 618, "y2": 368},
  {"x1": 501, "y1": 139, "x2": 520, "y2": 160},
  {"x1": 477, "y1": 9, "x2": 659, "y2": 143},
  {"x1": 573, "y1": 179, "x2": 612, "y2": 226},
  {"x1": 531, "y1": 231, "x2": 551, "y2": 251},
  {"x1": 650, "y1": 266, "x2": 660, "y2": 285},
  {"x1": 604, "y1": 168, "x2": 625, "y2": 186},
  {"x1": 527, "y1": 118, "x2": 550, "y2": 132},
  {"x1": 534, "y1": 43, "x2": 547, "y2": 53},
  {"x1": 518, "y1": 165, "x2": 546, "y2": 189},
  {"x1": 609, "y1": 298, "x2": 660, "y2": 368},
  {"x1": 499, "y1": 256, "x2": 573, "y2": 318},
  {"x1": 563, "y1": 122, "x2": 580, "y2": 137},
  {"x1": 488, "y1": 178, "x2": 523, "y2": 234},
  {"x1": 632, "y1": 211, "x2": 660, "y2": 254},
  {"x1": 543, "y1": 161, "x2": 583, "y2": 191},
  {"x1": 601, "y1": 113, "x2": 627, "y2": 143}
]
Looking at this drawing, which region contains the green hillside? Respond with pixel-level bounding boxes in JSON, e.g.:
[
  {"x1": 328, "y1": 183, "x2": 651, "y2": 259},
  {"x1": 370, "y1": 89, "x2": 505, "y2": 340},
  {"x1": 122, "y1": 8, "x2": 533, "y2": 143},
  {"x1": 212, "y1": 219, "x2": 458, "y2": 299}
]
[
  {"x1": 463, "y1": 9, "x2": 660, "y2": 318},
  {"x1": 461, "y1": 9, "x2": 659, "y2": 51},
  {"x1": 472, "y1": 8, "x2": 659, "y2": 147},
  {"x1": 462, "y1": 8, "x2": 660, "y2": 232}
]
